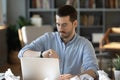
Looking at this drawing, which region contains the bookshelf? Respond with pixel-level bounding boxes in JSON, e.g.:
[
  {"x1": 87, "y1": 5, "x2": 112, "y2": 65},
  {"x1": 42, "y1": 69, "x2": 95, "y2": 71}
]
[{"x1": 26, "y1": 0, "x2": 120, "y2": 51}]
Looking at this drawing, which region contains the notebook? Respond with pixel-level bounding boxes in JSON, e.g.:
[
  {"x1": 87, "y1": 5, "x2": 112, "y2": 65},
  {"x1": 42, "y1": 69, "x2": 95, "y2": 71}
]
[{"x1": 20, "y1": 57, "x2": 60, "y2": 80}]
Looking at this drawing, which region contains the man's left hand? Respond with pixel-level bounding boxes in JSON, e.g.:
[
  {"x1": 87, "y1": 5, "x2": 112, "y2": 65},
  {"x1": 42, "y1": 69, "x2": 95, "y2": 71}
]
[{"x1": 59, "y1": 74, "x2": 73, "y2": 80}]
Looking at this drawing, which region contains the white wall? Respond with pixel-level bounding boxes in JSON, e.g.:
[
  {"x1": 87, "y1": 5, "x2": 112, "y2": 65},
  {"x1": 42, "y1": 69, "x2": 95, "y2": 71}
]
[
  {"x1": 7, "y1": 0, "x2": 26, "y2": 24},
  {"x1": 0, "y1": 0, "x2": 3, "y2": 24},
  {"x1": 0, "y1": 0, "x2": 7, "y2": 25}
]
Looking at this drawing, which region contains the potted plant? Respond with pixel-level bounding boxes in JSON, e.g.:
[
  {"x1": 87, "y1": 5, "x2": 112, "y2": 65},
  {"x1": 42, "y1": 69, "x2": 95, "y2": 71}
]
[
  {"x1": 113, "y1": 54, "x2": 120, "y2": 80},
  {"x1": 7, "y1": 16, "x2": 32, "y2": 64}
]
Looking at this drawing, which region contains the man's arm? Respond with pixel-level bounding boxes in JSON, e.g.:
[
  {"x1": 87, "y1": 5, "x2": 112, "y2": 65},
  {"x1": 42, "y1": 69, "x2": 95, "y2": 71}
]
[
  {"x1": 23, "y1": 50, "x2": 40, "y2": 57},
  {"x1": 79, "y1": 69, "x2": 98, "y2": 79},
  {"x1": 22, "y1": 49, "x2": 59, "y2": 58},
  {"x1": 59, "y1": 69, "x2": 98, "y2": 80}
]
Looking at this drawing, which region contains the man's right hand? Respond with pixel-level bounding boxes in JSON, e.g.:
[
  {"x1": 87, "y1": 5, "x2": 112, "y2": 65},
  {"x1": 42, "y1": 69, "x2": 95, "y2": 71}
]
[{"x1": 42, "y1": 49, "x2": 59, "y2": 58}]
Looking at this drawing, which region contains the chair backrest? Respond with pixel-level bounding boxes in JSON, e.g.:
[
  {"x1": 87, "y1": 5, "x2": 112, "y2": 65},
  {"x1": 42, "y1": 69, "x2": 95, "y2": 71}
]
[
  {"x1": 111, "y1": 27, "x2": 120, "y2": 33},
  {"x1": 99, "y1": 27, "x2": 120, "y2": 50},
  {"x1": 18, "y1": 25, "x2": 53, "y2": 47}
]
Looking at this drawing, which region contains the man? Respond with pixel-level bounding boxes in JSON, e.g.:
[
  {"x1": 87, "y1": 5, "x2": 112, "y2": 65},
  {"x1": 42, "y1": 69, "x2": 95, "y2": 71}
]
[{"x1": 18, "y1": 5, "x2": 99, "y2": 80}]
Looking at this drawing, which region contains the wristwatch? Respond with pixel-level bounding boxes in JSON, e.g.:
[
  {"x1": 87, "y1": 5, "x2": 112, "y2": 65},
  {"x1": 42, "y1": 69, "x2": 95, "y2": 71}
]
[{"x1": 40, "y1": 51, "x2": 44, "y2": 58}]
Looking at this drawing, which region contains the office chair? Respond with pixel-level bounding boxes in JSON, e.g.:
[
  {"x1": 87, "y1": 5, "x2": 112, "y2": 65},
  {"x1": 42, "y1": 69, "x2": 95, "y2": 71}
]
[
  {"x1": 99, "y1": 27, "x2": 120, "y2": 51},
  {"x1": 18, "y1": 25, "x2": 53, "y2": 47}
]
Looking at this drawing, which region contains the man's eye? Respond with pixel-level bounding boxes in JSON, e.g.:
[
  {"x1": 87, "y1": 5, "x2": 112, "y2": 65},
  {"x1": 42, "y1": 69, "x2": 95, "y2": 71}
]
[
  {"x1": 56, "y1": 23, "x2": 67, "y2": 27},
  {"x1": 56, "y1": 23, "x2": 60, "y2": 26},
  {"x1": 62, "y1": 24, "x2": 67, "y2": 27}
]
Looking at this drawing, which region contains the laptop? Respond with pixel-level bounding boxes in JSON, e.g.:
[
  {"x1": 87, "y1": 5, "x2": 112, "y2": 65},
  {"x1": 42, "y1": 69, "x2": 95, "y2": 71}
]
[{"x1": 20, "y1": 57, "x2": 60, "y2": 80}]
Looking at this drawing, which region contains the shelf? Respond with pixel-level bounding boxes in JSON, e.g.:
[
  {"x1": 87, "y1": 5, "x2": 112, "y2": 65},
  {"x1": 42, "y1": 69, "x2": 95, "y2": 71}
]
[
  {"x1": 28, "y1": 8, "x2": 56, "y2": 12},
  {"x1": 104, "y1": 9, "x2": 120, "y2": 12},
  {"x1": 26, "y1": 0, "x2": 120, "y2": 50},
  {"x1": 80, "y1": 26, "x2": 103, "y2": 28},
  {"x1": 79, "y1": 8, "x2": 104, "y2": 11},
  {"x1": 79, "y1": 8, "x2": 120, "y2": 12}
]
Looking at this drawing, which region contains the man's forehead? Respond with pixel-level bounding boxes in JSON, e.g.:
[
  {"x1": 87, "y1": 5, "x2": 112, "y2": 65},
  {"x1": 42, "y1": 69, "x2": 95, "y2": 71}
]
[
  {"x1": 56, "y1": 15, "x2": 70, "y2": 19},
  {"x1": 56, "y1": 15, "x2": 70, "y2": 22}
]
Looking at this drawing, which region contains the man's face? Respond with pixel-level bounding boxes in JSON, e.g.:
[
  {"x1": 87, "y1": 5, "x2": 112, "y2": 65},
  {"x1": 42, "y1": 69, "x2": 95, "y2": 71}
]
[{"x1": 56, "y1": 15, "x2": 77, "y2": 39}]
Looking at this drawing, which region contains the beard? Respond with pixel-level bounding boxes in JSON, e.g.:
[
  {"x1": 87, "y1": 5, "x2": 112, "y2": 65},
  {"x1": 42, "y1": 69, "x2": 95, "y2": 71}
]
[
  {"x1": 59, "y1": 31, "x2": 72, "y2": 39},
  {"x1": 58, "y1": 26, "x2": 75, "y2": 41}
]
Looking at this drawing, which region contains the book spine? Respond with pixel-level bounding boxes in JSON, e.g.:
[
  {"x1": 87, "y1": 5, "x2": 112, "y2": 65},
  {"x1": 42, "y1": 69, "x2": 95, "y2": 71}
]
[
  {"x1": 32, "y1": 0, "x2": 36, "y2": 8},
  {"x1": 43, "y1": 0, "x2": 50, "y2": 9},
  {"x1": 36, "y1": 0, "x2": 40, "y2": 8}
]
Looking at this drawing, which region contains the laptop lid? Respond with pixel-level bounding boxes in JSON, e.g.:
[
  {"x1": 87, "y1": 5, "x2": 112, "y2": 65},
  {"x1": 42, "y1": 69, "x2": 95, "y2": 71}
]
[{"x1": 20, "y1": 57, "x2": 60, "y2": 80}]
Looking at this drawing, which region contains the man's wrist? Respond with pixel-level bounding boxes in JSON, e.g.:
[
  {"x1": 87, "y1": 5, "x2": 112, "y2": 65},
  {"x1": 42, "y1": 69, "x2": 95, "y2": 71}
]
[{"x1": 39, "y1": 51, "x2": 44, "y2": 58}]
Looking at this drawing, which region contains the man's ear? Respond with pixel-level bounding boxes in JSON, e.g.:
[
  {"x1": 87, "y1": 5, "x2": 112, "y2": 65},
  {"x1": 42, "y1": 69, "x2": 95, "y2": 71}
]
[{"x1": 73, "y1": 20, "x2": 78, "y2": 28}]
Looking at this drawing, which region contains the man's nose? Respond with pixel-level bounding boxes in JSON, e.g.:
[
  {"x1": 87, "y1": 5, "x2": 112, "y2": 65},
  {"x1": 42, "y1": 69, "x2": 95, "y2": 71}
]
[{"x1": 58, "y1": 26, "x2": 64, "y2": 31}]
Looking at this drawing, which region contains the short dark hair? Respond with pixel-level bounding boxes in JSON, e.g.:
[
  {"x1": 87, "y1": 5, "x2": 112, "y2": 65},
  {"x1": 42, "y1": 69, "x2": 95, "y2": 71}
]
[{"x1": 56, "y1": 5, "x2": 77, "y2": 22}]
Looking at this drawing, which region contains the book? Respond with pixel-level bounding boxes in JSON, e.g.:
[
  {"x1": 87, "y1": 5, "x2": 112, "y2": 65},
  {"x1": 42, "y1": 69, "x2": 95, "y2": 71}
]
[
  {"x1": 66, "y1": 0, "x2": 75, "y2": 5},
  {"x1": 89, "y1": 0, "x2": 95, "y2": 8},
  {"x1": 105, "y1": 0, "x2": 109, "y2": 8},
  {"x1": 66, "y1": 0, "x2": 77, "y2": 7},
  {"x1": 36, "y1": 0, "x2": 42, "y2": 8},
  {"x1": 109, "y1": 0, "x2": 115, "y2": 8},
  {"x1": 118, "y1": 0, "x2": 120, "y2": 8},
  {"x1": 88, "y1": 15, "x2": 94, "y2": 25},
  {"x1": 42, "y1": 0, "x2": 50, "y2": 9},
  {"x1": 94, "y1": 15, "x2": 102, "y2": 25},
  {"x1": 81, "y1": 14, "x2": 95, "y2": 27},
  {"x1": 105, "y1": 0, "x2": 117, "y2": 8},
  {"x1": 32, "y1": 0, "x2": 37, "y2": 8},
  {"x1": 81, "y1": 15, "x2": 88, "y2": 27},
  {"x1": 84, "y1": 0, "x2": 96, "y2": 8},
  {"x1": 80, "y1": 0, "x2": 86, "y2": 8}
]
